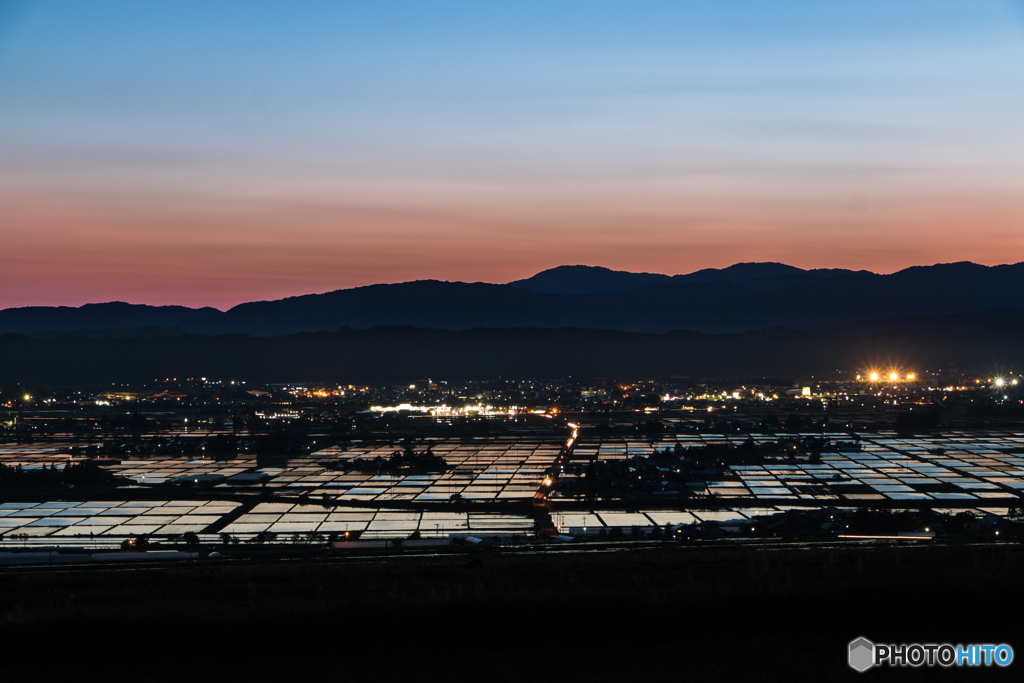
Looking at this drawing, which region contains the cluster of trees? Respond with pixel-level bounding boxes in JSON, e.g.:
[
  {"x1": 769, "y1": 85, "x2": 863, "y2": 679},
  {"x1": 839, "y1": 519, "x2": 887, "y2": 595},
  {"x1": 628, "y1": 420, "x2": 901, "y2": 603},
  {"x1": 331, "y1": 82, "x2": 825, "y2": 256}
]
[
  {"x1": 572, "y1": 507, "x2": 1019, "y2": 543},
  {"x1": 0, "y1": 460, "x2": 122, "y2": 489},
  {"x1": 342, "y1": 440, "x2": 447, "y2": 474}
]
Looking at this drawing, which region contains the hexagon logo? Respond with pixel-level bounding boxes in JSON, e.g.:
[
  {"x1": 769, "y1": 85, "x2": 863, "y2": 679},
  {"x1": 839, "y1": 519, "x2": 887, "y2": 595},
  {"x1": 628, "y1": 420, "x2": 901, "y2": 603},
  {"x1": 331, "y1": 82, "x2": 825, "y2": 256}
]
[{"x1": 848, "y1": 637, "x2": 875, "y2": 672}]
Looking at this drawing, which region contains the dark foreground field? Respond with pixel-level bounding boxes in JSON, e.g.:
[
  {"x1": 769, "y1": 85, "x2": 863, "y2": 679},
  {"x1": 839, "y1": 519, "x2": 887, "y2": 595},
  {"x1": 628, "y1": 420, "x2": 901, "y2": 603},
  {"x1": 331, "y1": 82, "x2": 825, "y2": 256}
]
[{"x1": 1, "y1": 543, "x2": 1021, "y2": 681}]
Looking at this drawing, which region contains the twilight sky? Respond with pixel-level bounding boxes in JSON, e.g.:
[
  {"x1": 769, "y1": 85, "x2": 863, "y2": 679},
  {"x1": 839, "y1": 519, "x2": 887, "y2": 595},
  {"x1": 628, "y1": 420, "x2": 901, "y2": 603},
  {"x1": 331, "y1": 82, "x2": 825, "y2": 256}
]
[{"x1": 1, "y1": 0, "x2": 1023, "y2": 309}]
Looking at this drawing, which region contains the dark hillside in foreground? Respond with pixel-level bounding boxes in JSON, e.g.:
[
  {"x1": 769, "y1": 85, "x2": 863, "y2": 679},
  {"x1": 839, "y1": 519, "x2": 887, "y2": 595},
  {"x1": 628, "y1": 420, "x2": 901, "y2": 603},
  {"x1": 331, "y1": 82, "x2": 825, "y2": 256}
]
[
  {"x1": 2, "y1": 545, "x2": 1023, "y2": 682},
  {"x1": 3, "y1": 321, "x2": 1024, "y2": 385}
]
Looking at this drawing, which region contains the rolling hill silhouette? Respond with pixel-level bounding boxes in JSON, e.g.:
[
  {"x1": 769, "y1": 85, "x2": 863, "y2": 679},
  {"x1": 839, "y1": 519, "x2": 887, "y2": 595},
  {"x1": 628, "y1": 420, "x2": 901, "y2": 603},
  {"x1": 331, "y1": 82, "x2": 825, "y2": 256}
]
[{"x1": 2, "y1": 261, "x2": 1023, "y2": 336}]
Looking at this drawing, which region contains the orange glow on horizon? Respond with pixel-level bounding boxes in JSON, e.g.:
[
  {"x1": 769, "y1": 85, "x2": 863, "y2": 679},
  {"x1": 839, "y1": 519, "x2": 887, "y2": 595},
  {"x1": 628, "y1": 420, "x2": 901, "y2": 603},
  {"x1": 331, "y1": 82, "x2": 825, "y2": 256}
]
[{"x1": 1, "y1": 183, "x2": 1022, "y2": 309}]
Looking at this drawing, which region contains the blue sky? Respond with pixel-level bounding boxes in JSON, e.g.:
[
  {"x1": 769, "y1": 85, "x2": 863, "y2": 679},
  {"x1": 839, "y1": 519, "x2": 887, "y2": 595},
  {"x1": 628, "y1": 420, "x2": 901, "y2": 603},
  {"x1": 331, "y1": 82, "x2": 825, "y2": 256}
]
[{"x1": 1, "y1": 1, "x2": 1023, "y2": 307}]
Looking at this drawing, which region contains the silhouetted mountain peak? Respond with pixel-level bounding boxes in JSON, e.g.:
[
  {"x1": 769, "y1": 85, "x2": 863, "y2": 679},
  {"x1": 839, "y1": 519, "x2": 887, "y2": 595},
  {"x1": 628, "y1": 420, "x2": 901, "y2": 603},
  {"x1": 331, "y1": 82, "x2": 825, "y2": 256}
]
[
  {"x1": 508, "y1": 265, "x2": 671, "y2": 295},
  {"x1": 672, "y1": 262, "x2": 806, "y2": 284},
  {"x1": 512, "y1": 262, "x2": 831, "y2": 294},
  {"x1": 808, "y1": 268, "x2": 864, "y2": 278}
]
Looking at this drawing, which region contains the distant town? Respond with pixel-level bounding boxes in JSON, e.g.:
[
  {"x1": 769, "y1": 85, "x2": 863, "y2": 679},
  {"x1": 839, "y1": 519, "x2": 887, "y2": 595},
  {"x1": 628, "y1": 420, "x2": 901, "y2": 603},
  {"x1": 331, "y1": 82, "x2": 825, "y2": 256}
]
[{"x1": 3, "y1": 367, "x2": 1023, "y2": 564}]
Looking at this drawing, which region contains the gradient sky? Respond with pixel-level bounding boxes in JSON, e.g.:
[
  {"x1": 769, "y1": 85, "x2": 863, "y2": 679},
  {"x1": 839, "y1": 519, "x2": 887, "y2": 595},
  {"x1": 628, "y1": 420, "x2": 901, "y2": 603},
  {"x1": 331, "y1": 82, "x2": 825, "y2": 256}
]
[{"x1": 2, "y1": 1, "x2": 1023, "y2": 309}]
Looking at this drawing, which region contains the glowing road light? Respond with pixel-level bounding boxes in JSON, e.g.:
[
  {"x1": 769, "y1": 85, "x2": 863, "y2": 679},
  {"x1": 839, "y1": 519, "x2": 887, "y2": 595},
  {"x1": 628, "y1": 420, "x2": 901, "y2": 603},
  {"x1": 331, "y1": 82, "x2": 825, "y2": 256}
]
[
  {"x1": 889, "y1": 372, "x2": 899, "y2": 382},
  {"x1": 907, "y1": 374, "x2": 916, "y2": 381},
  {"x1": 995, "y1": 378, "x2": 1005, "y2": 387},
  {"x1": 869, "y1": 373, "x2": 879, "y2": 382}
]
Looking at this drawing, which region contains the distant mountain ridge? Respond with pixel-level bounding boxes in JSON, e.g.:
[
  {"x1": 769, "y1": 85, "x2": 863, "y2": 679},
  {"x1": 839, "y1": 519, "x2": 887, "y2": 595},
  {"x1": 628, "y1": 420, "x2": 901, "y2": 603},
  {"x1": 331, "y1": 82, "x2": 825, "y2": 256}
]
[
  {"x1": 2, "y1": 261, "x2": 1024, "y2": 336},
  {"x1": 507, "y1": 262, "x2": 864, "y2": 295}
]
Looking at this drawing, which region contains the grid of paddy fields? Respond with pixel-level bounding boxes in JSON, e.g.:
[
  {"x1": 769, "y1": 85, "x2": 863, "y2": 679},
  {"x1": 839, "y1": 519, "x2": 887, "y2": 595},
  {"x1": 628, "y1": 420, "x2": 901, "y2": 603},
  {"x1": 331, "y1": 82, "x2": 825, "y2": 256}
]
[
  {"x1": 0, "y1": 435, "x2": 559, "y2": 547},
  {"x1": 569, "y1": 431, "x2": 1024, "y2": 502},
  {"x1": 0, "y1": 435, "x2": 562, "y2": 500},
  {"x1": 4, "y1": 430, "x2": 1024, "y2": 548}
]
